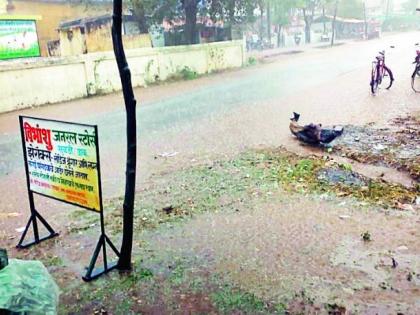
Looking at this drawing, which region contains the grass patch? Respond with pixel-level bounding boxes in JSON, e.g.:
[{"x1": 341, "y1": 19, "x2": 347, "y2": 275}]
[
  {"x1": 179, "y1": 66, "x2": 198, "y2": 80},
  {"x1": 246, "y1": 56, "x2": 258, "y2": 66},
  {"x1": 212, "y1": 284, "x2": 286, "y2": 314},
  {"x1": 165, "y1": 66, "x2": 200, "y2": 83},
  {"x1": 212, "y1": 285, "x2": 266, "y2": 313},
  {"x1": 44, "y1": 255, "x2": 64, "y2": 267},
  {"x1": 59, "y1": 263, "x2": 154, "y2": 314},
  {"x1": 169, "y1": 261, "x2": 187, "y2": 286},
  {"x1": 59, "y1": 147, "x2": 417, "y2": 314},
  {"x1": 92, "y1": 147, "x2": 418, "y2": 236}
]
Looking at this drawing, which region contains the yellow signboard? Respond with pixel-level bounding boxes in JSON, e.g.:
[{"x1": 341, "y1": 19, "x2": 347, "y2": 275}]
[{"x1": 20, "y1": 116, "x2": 102, "y2": 212}]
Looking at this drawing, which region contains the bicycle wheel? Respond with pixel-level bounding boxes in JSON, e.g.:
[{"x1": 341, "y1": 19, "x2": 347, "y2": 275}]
[
  {"x1": 382, "y1": 66, "x2": 394, "y2": 90},
  {"x1": 370, "y1": 66, "x2": 379, "y2": 94},
  {"x1": 412, "y1": 65, "x2": 420, "y2": 92}
]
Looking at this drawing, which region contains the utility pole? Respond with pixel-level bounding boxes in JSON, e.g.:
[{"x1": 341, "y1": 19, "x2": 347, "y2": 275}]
[{"x1": 112, "y1": 0, "x2": 137, "y2": 272}]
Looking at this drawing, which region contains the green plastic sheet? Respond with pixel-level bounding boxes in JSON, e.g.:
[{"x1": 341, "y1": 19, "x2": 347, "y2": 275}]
[{"x1": 0, "y1": 259, "x2": 59, "y2": 315}]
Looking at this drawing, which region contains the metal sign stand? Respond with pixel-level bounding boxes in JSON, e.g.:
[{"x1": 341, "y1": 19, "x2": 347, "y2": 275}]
[
  {"x1": 17, "y1": 116, "x2": 59, "y2": 249},
  {"x1": 82, "y1": 209, "x2": 120, "y2": 281},
  {"x1": 83, "y1": 135, "x2": 120, "y2": 281},
  {"x1": 16, "y1": 191, "x2": 59, "y2": 249}
]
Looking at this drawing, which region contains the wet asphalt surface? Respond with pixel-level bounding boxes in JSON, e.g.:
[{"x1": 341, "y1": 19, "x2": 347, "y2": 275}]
[{"x1": 0, "y1": 31, "x2": 419, "y2": 242}]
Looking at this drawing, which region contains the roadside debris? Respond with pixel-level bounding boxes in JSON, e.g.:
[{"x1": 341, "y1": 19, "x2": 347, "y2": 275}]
[
  {"x1": 0, "y1": 212, "x2": 21, "y2": 218},
  {"x1": 396, "y1": 203, "x2": 414, "y2": 211},
  {"x1": 392, "y1": 258, "x2": 398, "y2": 269},
  {"x1": 326, "y1": 303, "x2": 346, "y2": 315},
  {"x1": 0, "y1": 249, "x2": 8, "y2": 270},
  {"x1": 396, "y1": 246, "x2": 408, "y2": 252},
  {"x1": 339, "y1": 215, "x2": 351, "y2": 220},
  {"x1": 0, "y1": 257, "x2": 60, "y2": 314},
  {"x1": 407, "y1": 272, "x2": 413, "y2": 282},
  {"x1": 158, "y1": 151, "x2": 179, "y2": 158},
  {"x1": 162, "y1": 205, "x2": 174, "y2": 215},
  {"x1": 361, "y1": 231, "x2": 372, "y2": 242},
  {"x1": 334, "y1": 115, "x2": 420, "y2": 181}
]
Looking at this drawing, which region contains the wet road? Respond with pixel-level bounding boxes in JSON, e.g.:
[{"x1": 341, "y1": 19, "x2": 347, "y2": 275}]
[{"x1": 0, "y1": 32, "x2": 419, "y2": 242}]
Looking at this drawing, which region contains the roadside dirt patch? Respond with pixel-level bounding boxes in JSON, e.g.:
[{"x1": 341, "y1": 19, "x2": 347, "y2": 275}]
[
  {"x1": 334, "y1": 115, "x2": 420, "y2": 182},
  {"x1": 146, "y1": 195, "x2": 420, "y2": 314},
  {"x1": 5, "y1": 147, "x2": 419, "y2": 314}
]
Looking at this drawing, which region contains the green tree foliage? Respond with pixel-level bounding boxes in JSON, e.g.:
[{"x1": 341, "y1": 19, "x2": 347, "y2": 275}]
[
  {"x1": 402, "y1": 0, "x2": 419, "y2": 14},
  {"x1": 270, "y1": 0, "x2": 294, "y2": 26},
  {"x1": 128, "y1": 0, "x2": 258, "y2": 44},
  {"x1": 129, "y1": 0, "x2": 179, "y2": 33},
  {"x1": 337, "y1": 0, "x2": 364, "y2": 19},
  {"x1": 181, "y1": 0, "x2": 201, "y2": 44},
  {"x1": 294, "y1": 0, "x2": 321, "y2": 43},
  {"x1": 267, "y1": 0, "x2": 294, "y2": 46},
  {"x1": 127, "y1": 0, "x2": 368, "y2": 46},
  {"x1": 129, "y1": 0, "x2": 152, "y2": 33},
  {"x1": 208, "y1": 0, "x2": 257, "y2": 24}
]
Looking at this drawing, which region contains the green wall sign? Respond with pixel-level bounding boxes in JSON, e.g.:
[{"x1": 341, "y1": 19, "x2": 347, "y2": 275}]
[{"x1": 0, "y1": 20, "x2": 40, "y2": 60}]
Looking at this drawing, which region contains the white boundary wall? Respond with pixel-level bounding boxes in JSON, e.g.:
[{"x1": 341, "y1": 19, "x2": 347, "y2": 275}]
[{"x1": 0, "y1": 40, "x2": 246, "y2": 113}]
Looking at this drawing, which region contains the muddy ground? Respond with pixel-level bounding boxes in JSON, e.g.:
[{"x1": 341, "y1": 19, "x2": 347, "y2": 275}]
[
  {"x1": 334, "y1": 114, "x2": 420, "y2": 183},
  {"x1": 3, "y1": 112, "x2": 419, "y2": 314}
]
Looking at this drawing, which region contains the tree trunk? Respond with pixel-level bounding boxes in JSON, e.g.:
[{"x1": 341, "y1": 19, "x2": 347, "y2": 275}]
[
  {"x1": 303, "y1": 8, "x2": 311, "y2": 44},
  {"x1": 277, "y1": 24, "x2": 282, "y2": 48},
  {"x1": 133, "y1": 2, "x2": 148, "y2": 34},
  {"x1": 267, "y1": 1, "x2": 271, "y2": 45},
  {"x1": 331, "y1": 0, "x2": 338, "y2": 46},
  {"x1": 363, "y1": 1, "x2": 368, "y2": 39},
  {"x1": 228, "y1": 5, "x2": 235, "y2": 40},
  {"x1": 386, "y1": 0, "x2": 391, "y2": 18},
  {"x1": 183, "y1": 0, "x2": 198, "y2": 44},
  {"x1": 322, "y1": 6, "x2": 326, "y2": 33},
  {"x1": 259, "y1": 2, "x2": 264, "y2": 42},
  {"x1": 112, "y1": 0, "x2": 137, "y2": 272},
  {"x1": 305, "y1": 24, "x2": 311, "y2": 43},
  {"x1": 135, "y1": 14, "x2": 148, "y2": 34}
]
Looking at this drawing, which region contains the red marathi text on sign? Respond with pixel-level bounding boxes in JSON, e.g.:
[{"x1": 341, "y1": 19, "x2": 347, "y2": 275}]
[{"x1": 23, "y1": 122, "x2": 54, "y2": 151}]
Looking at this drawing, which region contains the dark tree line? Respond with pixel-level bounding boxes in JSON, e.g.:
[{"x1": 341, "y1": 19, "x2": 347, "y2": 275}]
[
  {"x1": 128, "y1": 0, "x2": 368, "y2": 45},
  {"x1": 129, "y1": 0, "x2": 258, "y2": 44}
]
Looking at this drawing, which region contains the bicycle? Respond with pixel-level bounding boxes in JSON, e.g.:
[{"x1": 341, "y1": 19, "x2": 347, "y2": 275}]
[
  {"x1": 370, "y1": 49, "x2": 394, "y2": 94},
  {"x1": 411, "y1": 43, "x2": 420, "y2": 93}
]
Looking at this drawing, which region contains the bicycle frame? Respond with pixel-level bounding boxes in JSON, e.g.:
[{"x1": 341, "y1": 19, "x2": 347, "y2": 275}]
[
  {"x1": 371, "y1": 57, "x2": 384, "y2": 86},
  {"x1": 411, "y1": 50, "x2": 420, "y2": 92},
  {"x1": 413, "y1": 50, "x2": 420, "y2": 69},
  {"x1": 376, "y1": 53, "x2": 386, "y2": 81},
  {"x1": 371, "y1": 49, "x2": 394, "y2": 93}
]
